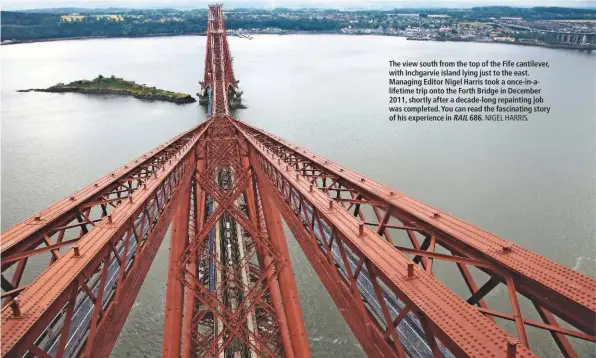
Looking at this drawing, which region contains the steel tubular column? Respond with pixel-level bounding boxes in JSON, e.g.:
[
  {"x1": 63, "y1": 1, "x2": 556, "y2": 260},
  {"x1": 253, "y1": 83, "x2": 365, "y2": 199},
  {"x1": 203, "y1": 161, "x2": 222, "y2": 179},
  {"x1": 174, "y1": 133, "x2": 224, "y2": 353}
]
[
  {"x1": 163, "y1": 171, "x2": 193, "y2": 357},
  {"x1": 254, "y1": 166, "x2": 312, "y2": 358},
  {"x1": 243, "y1": 158, "x2": 295, "y2": 357},
  {"x1": 182, "y1": 160, "x2": 205, "y2": 358}
]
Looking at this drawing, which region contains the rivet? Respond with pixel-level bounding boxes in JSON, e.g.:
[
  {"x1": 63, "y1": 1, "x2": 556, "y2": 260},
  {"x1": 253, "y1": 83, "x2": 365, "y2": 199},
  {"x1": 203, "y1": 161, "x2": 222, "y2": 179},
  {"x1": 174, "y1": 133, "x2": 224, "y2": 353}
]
[
  {"x1": 73, "y1": 245, "x2": 80, "y2": 257},
  {"x1": 70, "y1": 197, "x2": 76, "y2": 201},
  {"x1": 10, "y1": 299, "x2": 22, "y2": 318},
  {"x1": 389, "y1": 191, "x2": 395, "y2": 196},
  {"x1": 125, "y1": 165, "x2": 128, "y2": 169},
  {"x1": 339, "y1": 168, "x2": 344, "y2": 172},
  {"x1": 360, "y1": 178, "x2": 365, "y2": 182},
  {"x1": 94, "y1": 183, "x2": 99, "y2": 187},
  {"x1": 432, "y1": 212, "x2": 440, "y2": 219},
  {"x1": 407, "y1": 263, "x2": 415, "y2": 279},
  {"x1": 112, "y1": 173, "x2": 116, "y2": 177}
]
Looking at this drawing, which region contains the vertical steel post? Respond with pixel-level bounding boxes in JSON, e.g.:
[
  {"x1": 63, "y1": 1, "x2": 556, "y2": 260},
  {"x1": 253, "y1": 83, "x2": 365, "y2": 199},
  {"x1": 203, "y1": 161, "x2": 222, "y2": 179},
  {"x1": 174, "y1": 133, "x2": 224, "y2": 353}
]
[
  {"x1": 254, "y1": 166, "x2": 312, "y2": 358},
  {"x1": 182, "y1": 160, "x2": 205, "y2": 358},
  {"x1": 243, "y1": 158, "x2": 295, "y2": 357},
  {"x1": 163, "y1": 167, "x2": 193, "y2": 357}
]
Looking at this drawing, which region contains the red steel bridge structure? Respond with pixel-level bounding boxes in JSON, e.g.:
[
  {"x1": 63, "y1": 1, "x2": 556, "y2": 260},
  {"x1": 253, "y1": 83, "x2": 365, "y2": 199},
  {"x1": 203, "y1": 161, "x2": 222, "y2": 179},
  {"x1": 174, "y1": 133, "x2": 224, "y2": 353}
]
[{"x1": 1, "y1": 5, "x2": 595, "y2": 358}]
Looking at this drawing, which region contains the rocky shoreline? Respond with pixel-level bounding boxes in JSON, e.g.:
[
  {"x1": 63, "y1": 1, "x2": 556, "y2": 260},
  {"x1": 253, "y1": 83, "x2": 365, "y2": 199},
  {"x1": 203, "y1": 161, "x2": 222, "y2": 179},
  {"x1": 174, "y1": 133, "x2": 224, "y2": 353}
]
[{"x1": 18, "y1": 87, "x2": 196, "y2": 104}]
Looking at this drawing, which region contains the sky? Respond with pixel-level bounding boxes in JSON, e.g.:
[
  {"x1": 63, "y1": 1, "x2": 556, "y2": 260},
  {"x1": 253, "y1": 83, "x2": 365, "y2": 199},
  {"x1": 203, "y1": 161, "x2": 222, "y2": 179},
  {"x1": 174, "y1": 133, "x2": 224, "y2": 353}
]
[{"x1": 1, "y1": 0, "x2": 595, "y2": 10}]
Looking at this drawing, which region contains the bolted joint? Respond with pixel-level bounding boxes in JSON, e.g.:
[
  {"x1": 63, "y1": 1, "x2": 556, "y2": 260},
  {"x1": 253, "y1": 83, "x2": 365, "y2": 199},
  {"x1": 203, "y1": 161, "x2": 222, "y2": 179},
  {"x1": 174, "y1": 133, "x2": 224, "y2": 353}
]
[
  {"x1": 503, "y1": 244, "x2": 513, "y2": 253},
  {"x1": 143, "y1": 183, "x2": 147, "y2": 190},
  {"x1": 309, "y1": 184, "x2": 313, "y2": 192},
  {"x1": 360, "y1": 178, "x2": 365, "y2": 182},
  {"x1": 70, "y1": 196, "x2": 76, "y2": 201},
  {"x1": 10, "y1": 299, "x2": 22, "y2": 318},
  {"x1": 94, "y1": 183, "x2": 99, "y2": 187},
  {"x1": 328, "y1": 200, "x2": 334, "y2": 210},
  {"x1": 34, "y1": 215, "x2": 41, "y2": 221},
  {"x1": 432, "y1": 212, "x2": 440, "y2": 219},
  {"x1": 295, "y1": 173, "x2": 300, "y2": 181},
  {"x1": 128, "y1": 196, "x2": 133, "y2": 203},
  {"x1": 107, "y1": 214, "x2": 113, "y2": 224},
  {"x1": 407, "y1": 263, "x2": 415, "y2": 279},
  {"x1": 73, "y1": 245, "x2": 81, "y2": 257},
  {"x1": 389, "y1": 191, "x2": 395, "y2": 196}
]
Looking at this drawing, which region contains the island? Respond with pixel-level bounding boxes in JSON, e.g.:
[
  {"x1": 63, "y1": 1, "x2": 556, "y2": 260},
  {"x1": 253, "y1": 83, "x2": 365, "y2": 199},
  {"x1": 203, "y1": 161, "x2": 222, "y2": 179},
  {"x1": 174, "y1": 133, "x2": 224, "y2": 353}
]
[{"x1": 18, "y1": 75, "x2": 196, "y2": 104}]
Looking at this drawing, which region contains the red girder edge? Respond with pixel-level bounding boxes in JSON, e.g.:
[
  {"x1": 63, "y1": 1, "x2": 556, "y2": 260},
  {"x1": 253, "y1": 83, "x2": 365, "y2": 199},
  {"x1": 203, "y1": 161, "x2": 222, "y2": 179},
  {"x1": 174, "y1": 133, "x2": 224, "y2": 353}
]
[
  {"x1": 1, "y1": 121, "x2": 208, "y2": 256},
  {"x1": 232, "y1": 119, "x2": 596, "y2": 326},
  {"x1": 0, "y1": 120, "x2": 210, "y2": 355},
  {"x1": 233, "y1": 118, "x2": 537, "y2": 358}
]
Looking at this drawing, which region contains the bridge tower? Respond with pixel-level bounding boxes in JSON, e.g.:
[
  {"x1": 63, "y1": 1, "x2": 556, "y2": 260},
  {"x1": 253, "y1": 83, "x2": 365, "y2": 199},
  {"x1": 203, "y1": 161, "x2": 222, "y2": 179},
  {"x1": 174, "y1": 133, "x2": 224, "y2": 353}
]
[{"x1": 198, "y1": 6, "x2": 243, "y2": 110}]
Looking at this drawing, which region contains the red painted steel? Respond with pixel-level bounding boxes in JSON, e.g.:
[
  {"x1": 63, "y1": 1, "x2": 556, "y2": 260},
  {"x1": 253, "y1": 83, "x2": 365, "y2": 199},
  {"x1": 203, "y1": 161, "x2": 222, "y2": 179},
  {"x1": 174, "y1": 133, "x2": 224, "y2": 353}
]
[
  {"x1": 1, "y1": 122, "x2": 205, "y2": 306},
  {"x1": 163, "y1": 177, "x2": 192, "y2": 357},
  {"x1": 232, "y1": 118, "x2": 596, "y2": 357},
  {"x1": 1, "y1": 3, "x2": 595, "y2": 358},
  {"x1": 1, "y1": 125, "x2": 205, "y2": 357},
  {"x1": 255, "y1": 171, "x2": 312, "y2": 358}
]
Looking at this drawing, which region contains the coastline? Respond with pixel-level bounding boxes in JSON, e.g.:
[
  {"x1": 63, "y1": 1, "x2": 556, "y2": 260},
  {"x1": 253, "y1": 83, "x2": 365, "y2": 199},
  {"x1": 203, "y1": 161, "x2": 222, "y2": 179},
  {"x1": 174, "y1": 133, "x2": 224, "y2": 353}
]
[{"x1": 2, "y1": 31, "x2": 593, "y2": 52}]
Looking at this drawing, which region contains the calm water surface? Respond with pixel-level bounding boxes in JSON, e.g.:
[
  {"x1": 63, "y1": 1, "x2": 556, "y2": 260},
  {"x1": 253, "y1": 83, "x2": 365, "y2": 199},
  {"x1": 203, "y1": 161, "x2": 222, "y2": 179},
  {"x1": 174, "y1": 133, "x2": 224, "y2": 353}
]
[{"x1": 2, "y1": 35, "x2": 594, "y2": 357}]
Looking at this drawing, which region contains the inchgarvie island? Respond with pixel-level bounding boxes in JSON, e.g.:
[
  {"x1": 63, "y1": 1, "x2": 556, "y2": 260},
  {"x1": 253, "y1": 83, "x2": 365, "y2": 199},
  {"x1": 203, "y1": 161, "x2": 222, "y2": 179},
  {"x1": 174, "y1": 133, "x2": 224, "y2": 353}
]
[{"x1": 18, "y1": 75, "x2": 196, "y2": 104}]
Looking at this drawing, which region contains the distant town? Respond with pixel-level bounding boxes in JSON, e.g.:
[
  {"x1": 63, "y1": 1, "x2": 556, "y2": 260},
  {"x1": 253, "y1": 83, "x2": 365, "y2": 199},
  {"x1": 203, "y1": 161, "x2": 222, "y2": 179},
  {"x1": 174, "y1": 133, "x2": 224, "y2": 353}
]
[{"x1": 2, "y1": 6, "x2": 595, "y2": 50}]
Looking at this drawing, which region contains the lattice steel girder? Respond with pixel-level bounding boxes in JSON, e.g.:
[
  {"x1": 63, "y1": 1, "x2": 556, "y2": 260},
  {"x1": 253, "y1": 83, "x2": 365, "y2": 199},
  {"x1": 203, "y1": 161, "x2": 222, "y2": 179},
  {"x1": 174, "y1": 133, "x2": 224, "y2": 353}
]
[
  {"x1": 236, "y1": 119, "x2": 541, "y2": 357},
  {"x1": 0, "y1": 121, "x2": 208, "y2": 358},
  {"x1": 1, "y1": 121, "x2": 209, "y2": 306},
  {"x1": 175, "y1": 116, "x2": 306, "y2": 357},
  {"x1": 233, "y1": 119, "x2": 596, "y2": 354},
  {"x1": 202, "y1": 5, "x2": 237, "y2": 117}
]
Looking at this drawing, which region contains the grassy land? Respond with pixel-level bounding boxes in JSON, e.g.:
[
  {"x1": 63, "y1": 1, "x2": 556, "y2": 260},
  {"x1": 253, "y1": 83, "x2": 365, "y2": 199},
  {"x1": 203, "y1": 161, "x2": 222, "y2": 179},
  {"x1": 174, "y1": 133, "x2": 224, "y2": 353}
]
[
  {"x1": 18, "y1": 75, "x2": 196, "y2": 103},
  {"x1": 51, "y1": 75, "x2": 191, "y2": 99}
]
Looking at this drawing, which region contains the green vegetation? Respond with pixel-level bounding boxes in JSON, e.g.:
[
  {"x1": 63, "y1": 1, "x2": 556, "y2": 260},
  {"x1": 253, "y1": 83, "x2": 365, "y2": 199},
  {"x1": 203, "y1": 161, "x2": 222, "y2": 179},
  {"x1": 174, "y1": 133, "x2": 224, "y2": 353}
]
[
  {"x1": 4, "y1": 7, "x2": 593, "y2": 43},
  {"x1": 19, "y1": 75, "x2": 196, "y2": 104},
  {"x1": 1, "y1": 7, "x2": 594, "y2": 50}
]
